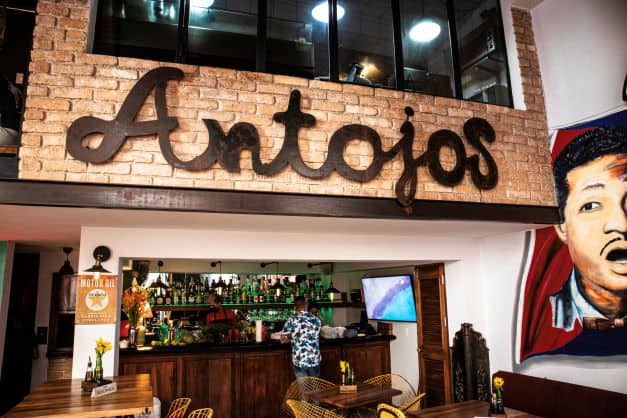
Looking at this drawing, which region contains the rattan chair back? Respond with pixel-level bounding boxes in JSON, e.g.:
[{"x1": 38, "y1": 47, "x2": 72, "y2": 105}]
[
  {"x1": 281, "y1": 377, "x2": 336, "y2": 416},
  {"x1": 187, "y1": 407, "x2": 214, "y2": 418},
  {"x1": 286, "y1": 399, "x2": 345, "y2": 418},
  {"x1": 165, "y1": 397, "x2": 191, "y2": 418},
  {"x1": 399, "y1": 392, "x2": 425, "y2": 412},
  {"x1": 377, "y1": 403, "x2": 406, "y2": 418},
  {"x1": 364, "y1": 374, "x2": 416, "y2": 410}
]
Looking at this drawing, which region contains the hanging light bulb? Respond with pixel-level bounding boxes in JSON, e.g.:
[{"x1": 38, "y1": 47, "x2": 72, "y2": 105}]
[
  {"x1": 311, "y1": 1, "x2": 345, "y2": 23},
  {"x1": 409, "y1": 20, "x2": 441, "y2": 43}
]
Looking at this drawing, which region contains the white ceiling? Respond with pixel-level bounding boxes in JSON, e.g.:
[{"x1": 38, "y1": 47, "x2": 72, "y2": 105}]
[{"x1": 0, "y1": 204, "x2": 539, "y2": 249}]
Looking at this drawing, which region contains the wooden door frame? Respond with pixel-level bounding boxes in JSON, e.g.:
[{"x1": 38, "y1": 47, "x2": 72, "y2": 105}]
[{"x1": 414, "y1": 263, "x2": 452, "y2": 404}]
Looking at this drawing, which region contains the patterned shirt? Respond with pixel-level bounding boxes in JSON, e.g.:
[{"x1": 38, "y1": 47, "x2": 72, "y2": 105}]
[{"x1": 282, "y1": 311, "x2": 322, "y2": 368}]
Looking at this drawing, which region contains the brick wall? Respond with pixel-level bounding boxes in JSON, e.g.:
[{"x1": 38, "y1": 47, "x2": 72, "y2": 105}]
[
  {"x1": 19, "y1": 1, "x2": 555, "y2": 206},
  {"x1": 47, "y1": 356, "x2": 72, "y2": 380}
]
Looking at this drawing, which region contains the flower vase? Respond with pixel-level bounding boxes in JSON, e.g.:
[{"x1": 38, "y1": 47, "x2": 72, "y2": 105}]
[
  {"x1": 129, "y1": 327, "x2": 138, "y2": 349},
  {"x1": 495, "y1": 388, "x2": 504, "y2": 413},
  {"x1": 94, "y1": 352, "x2": 103, "y2": 384}
]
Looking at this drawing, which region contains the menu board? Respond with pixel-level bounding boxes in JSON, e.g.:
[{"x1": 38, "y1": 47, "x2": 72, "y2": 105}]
[{"x1": 75, "y1": 274, "x2": 118, "y2": 325}]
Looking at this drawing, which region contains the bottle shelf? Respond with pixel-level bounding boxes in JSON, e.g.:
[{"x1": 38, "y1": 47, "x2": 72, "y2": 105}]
[{"x1": 151, "y1": 301, "x2": 363, "y2": 312}]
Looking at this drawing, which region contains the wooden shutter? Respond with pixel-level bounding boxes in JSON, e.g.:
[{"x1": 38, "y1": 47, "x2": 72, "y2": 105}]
[{"x1": 415, "y1": 263, "x2": 452, "y2": 407}]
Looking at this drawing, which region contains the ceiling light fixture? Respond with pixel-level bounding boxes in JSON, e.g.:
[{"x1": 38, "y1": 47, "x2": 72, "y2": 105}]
[
  {"x1": 409, "y1": 20, "x2": 441, "y2": 43},
  {"x1": 190, "y1": 0, "x2": 214, "y2": 9},
  {"x1": 312, "y1": 2, "x2": 345, "y2": 23}
]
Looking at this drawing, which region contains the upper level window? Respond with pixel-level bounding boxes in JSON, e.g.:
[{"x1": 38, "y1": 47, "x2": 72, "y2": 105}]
[{"x1": 93, "y1": 0, "x2": 513, "y2": 107}]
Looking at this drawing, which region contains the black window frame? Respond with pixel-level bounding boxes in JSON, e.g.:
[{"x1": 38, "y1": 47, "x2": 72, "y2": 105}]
[{"x1": 94, "y1": 0, "x2": 514, "y2": 107}]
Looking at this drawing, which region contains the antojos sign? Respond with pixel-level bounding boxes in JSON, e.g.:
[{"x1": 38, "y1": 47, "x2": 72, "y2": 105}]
[{"x1": 66, "y1": 67, "x2": 499, "y2": 210}]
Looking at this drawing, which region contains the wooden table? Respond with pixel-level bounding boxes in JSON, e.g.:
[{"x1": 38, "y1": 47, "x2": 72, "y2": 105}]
[
  {"x1": 306, "y1": 382, "x2": 403, "y2": 409},
  {"x1": 407, "y1": 400, "x2": 541, "y2": 418},
  {"x1": 4, "y1": 374, "x2": 153, "y2": 418}
]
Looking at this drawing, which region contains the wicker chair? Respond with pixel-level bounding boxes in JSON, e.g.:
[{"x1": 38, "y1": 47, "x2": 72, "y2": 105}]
[
  {"x1": 286, "y1": 399, "x2": 345, "y2": 418},
  {"x1": 165, "y1": 397, "x2": 192, "y2": 418},
  {"x1": 281, "y1": 377, "x2": 337, "y2": 417},
  {"x1": 363, "y1": 374, "x2": 416, "y2": 411},
  {"x1": 376, "y1": 403, "x2": 406, "y2": 418},
  {"x1": 399, "y1": 392, "x2": 425, "y2": 413},
  {"x1": 187, "y1": 408, "x2": 214, "y2": 418}
]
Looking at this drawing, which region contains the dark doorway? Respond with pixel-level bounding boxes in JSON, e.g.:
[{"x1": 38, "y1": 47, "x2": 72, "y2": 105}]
[
  {"x1": 0, "y1": 252, "x2": 40, "y2": 415},
  {"x1": 0, "y1": 1, "x2": 37, "y2": 179}
]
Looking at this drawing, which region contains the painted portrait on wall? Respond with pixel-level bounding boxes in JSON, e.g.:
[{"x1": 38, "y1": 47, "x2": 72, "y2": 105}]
[{"x1": 516, "y1": 109, "x2": 627, "y2": 361}]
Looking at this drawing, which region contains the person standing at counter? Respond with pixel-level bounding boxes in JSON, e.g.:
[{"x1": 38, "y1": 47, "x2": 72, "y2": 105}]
[
  {"x1": 281, "y1": 296, "x2": 322, "y2": 377},
  {"x1": 205, "y1": 293, "x2": 237, "y2": 326}
]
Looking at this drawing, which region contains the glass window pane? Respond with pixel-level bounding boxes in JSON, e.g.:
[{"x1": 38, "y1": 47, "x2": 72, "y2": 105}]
[
  {"x1": 266, "y1": 0, "x2": 329, "y2": 79},
  {"x1": 337, "y1": 0, "x2": 395, "y2": 88},
  {"x1": 400, "y1": 0, "x2": 455, "y2": 98},
  {"x1": 454, "y1": 0, "x2": 511, "y2": 106},
  {"x1": 187, "y1": 0, "x2": 258, "y2": 70},
  {"x1": 94, "y1": 0, "x2": 179, "y2": 61}
]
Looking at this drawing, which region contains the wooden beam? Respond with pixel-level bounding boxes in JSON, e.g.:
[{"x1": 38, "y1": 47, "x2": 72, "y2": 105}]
[{"x1": 0, "y1": 179, "x2": 559, "y2": 224}]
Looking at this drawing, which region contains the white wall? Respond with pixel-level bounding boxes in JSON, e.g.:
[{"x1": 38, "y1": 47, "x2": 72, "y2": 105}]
[
  {"x1": 532, "y1": 0, "x2": 627, "y2": 130},
  {"x1": 30, "y1": 248, "x2": 79, "y2": 390},
  {"x1": 74, "y1": 224, "x2": 485, "y2": 380}
]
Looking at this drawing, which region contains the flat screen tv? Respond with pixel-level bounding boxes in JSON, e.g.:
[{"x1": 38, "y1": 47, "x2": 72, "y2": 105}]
[{"x1": 361, "y1": 275, "x2": 417, "y2": 322}]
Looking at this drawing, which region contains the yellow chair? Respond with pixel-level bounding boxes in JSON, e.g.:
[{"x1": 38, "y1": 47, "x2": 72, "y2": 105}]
[
  {"x1": 165, "y1": 397, "x2": 191, "y2": 418},
  {"x1": 286, "y1": 399, "x2": 345, "y2": 418},
  {"x1": 363, "y1": 374, "x2": 416, "y2": 411},
  {"x1": 377, "y1": 403, "x2": 406, "y2": 418},
  {"x1": 399, "y1": 392, "x2": 425, "y2": 413},
  {"x1": 187, "y1": 407, "x2": 214, "y2": 418},
  {"x1": 281, "y1": 377, "x2": 336, "y2": 417}
]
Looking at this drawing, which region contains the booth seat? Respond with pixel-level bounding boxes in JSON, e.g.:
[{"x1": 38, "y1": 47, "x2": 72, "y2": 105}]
[{"x1": 493, "y1": 370, "x2": 627, "y2": 418}]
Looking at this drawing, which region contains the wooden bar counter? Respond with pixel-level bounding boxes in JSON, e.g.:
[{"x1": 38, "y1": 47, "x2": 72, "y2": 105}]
[{"x1": 119, "y1": 335, "x2": 394, "y2": 418}]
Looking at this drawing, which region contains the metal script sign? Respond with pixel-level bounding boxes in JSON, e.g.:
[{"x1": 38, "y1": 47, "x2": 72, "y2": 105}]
[
  {"x1": 66, "y1": 67, "x2": 498, "y2": 209},
  {"x1": 75, "y1": 274, "x2": 118, "y2": 325}
]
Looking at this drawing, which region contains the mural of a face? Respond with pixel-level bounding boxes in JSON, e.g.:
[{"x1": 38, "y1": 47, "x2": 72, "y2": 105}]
[{"x1": 555, "y1": 153, "x2": 627, "y2": 296}]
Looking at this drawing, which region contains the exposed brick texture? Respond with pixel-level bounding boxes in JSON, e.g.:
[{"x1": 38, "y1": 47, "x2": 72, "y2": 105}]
[
  {"x1": 19, "y1": 1, "x2": 555, "y2": 206},
  {"x1": 47, "y1": 356, "x2": 72, "y2": 381}
]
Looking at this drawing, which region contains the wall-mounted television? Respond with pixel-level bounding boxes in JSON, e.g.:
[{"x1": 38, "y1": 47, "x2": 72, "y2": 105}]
[{"x1": 361, "y1": 275, "x2": 417, "y2": 322}]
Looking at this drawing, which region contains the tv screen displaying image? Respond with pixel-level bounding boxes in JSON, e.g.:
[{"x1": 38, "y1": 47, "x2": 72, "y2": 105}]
[{"x1": 362, "y1": 275, "x2": 417, "y2": 322}]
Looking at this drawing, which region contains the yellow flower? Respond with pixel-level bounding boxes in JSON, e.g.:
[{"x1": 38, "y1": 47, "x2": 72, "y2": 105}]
[
  {"x1": 95, "y1": 337, "x2": 112, "y2": 354},
  {"x1": 493, "y1": 376, "x2": 504, "y2": 390},
  {"x1": 339, "y1": 360, "x2": 346, "y2": 373}
]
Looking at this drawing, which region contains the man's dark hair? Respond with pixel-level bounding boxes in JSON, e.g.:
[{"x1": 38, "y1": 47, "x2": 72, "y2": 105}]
[
  {"x1": 553, "y1": 127, "x2": 627, "y2": 222},
  {"x1": 308, "y1": 301, "x2": 319, "y2": 312},
  {"x1": 294, "y1": 296, "x2": 307, "y2": 310}
]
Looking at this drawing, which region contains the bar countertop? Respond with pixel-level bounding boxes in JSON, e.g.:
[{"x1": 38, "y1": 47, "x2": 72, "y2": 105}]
[{"x1": 119, "y1": 334, "x2": 395, "y2": 355}]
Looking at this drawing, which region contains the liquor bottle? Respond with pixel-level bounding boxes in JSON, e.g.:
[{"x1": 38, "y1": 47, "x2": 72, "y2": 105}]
[
  {"x1": 259, "y1": 277, "x2": 266, "y2": 303},
  {"x1": 188, "y1": 280, "x2": 195, "y2": 305},
  {"x1": 173, "y1": 284, "x2": 180, "y2": 305},
  {"x1": 181, "y1": 286, "x2": 187, "y2": 305},
  {"x1": 195, "y1": 287, "x2": 203, "y2": 305},
  {"x1": 165, "y1": 288, "x2": 172, "y2": 305},
  {"x1": 156, "y1": 289, "x2": 164, "y2": 305},
  {"x1": 149, "y1": 289, "x2": 156, "y2": 306}
]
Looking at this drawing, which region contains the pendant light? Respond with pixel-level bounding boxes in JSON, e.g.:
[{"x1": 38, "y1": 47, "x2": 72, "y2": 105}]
[
  {"x1": 149, "y1": 260, "x2": 169, "y2": 291},
  {"x1": 326, "y1": 280, "x2": 341, "y2": 301},
  {"x1": 58, "y1": 247, "x2": 75, "y2": 276},
  {"x1": 212, "y1": 261, "x2": 226, "y2": 296}
]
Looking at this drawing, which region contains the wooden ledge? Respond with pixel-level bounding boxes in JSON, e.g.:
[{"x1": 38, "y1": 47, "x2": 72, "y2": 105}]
[{"x1": 0, "y1": 179, "x2": 559, "y2": 224}]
